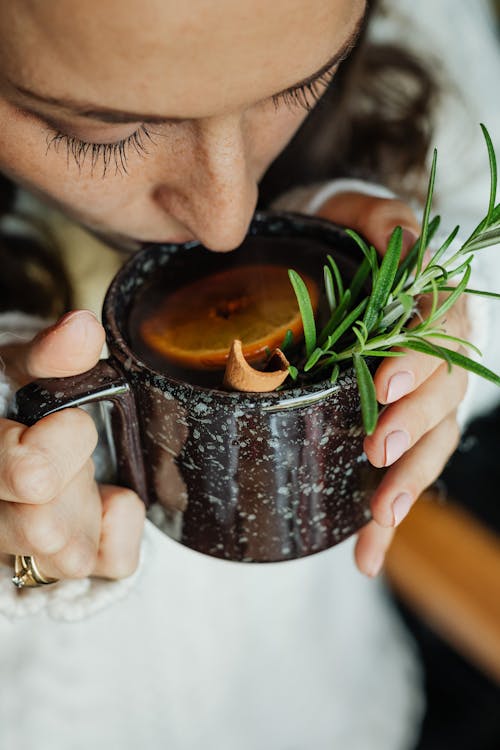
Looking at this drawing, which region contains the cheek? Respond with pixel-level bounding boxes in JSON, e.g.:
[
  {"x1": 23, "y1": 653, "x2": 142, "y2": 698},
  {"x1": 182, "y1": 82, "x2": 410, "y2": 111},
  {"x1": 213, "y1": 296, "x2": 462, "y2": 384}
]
[
  {"x1": 0, "y1": 102, "x2": 54, "y2": 188},
  {"x1": 0, "y1": 101, "x2": 139, "y2": 223},
  {"x1": 249, "y1": 103, "x2": 308, "y2": 180}
]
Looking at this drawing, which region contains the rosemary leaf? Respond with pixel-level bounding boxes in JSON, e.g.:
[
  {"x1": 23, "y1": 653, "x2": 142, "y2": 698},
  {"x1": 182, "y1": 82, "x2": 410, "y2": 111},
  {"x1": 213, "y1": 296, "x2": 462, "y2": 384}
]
[
  {"x1": 324, "y1": 265, "x2": 336, "y2": 312},
  {"x1": 361, "y1": 350, "x2": 406, "y2": 358},
  {"x1": 403, "y1": 339, "x2": 500, "y2": 386},
  {"x1": 439, "y1": 287, "x2": 500, "y2": 299},
  {"x1": 426, "y1": 264, "x2": 448, "y2": 280},
  {"x1": 379, "y1": 299, "x2": 404, "y2": 329},
  {"x1": 322, "y1": 298, "x2": 368, "y2": 350},
  {"x1": 345, "y1": 229, "x2": 379, "y2": 280},
  {"x1": 392, "y1": 269, "x2": 410, "y2": 297},
  {"x1": 280, "y1": 329, "x2": 294, "y2": 352},
  {"x1": 402, "y1": 337, "x2": 453, "y2": 369},
  {"x1": 304, "y1": 347, "x2": 325, "y2": 372},
  {"x1": 430, "y1": 224, "x2": 460, "y2": 267},
  {"x1": 444, "y1": 259, "x2": 474, "y2": 281},
  {"x1": 425, "y1": 332, "x2": 483, "y2": 357},
  {"x1": 490, "y1": 203, "x2": 500, "y2": 223},
  {"x1": 353, "y1": 354, "x2": 378, "y2": 435},
  {"x1": 288, "y1": 270, "x2": 317, "y2": 358},
  {"x1": 481, "y1": 122, "x2": 497, "y2": 225},
  {"x1": 330, "y1": 364, "x2": 340, "y2": 384},
  {"x1": 416, "y1": 148, "x2": 438, "y2": 277},
  {"x1": 327, "y1": 254, "x2": 344, "y2": 300},
  {"x1": 396, "y1": 215, "x2": 441, "y2": 283},
  {"x1": 358, "y1": 320, "x2": 370, "y2": 341},
  {"x1": 363, "y1": 225, "x2": 403, "y2": 332},
  {"x1": 461, "y1": 127, "x2": 498, "y2": 244},
  {"x1": 463, "y1": 228, "x2": 500, "y2": 252},
  {"x1": 428, "y1": 278, "x2": 440, "y2": 323},
  {"x1": 352, "y1": 325, "x2": 366, "y2": 349},
  {"x1": 399, "y1": 293, "x2": 415, "y2": 317},
  {"x1": 428, "y1": 264, "x2": 471, "y2": 323},
  {"x1": 318, "y1": 289, "x2": 352, "y2": 345}
]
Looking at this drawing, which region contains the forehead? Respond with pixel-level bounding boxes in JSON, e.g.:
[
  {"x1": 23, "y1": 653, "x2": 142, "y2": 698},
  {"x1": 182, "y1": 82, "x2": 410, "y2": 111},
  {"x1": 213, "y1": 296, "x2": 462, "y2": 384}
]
[{"x1": 0, "y1": 0, "x2": 364, "y2": 117}]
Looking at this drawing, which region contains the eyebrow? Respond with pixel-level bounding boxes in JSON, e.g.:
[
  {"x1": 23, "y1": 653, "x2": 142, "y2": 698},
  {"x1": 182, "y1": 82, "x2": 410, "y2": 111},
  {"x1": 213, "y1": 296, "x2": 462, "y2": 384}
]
[{"x1": 12, "y1": 9, "x2": 366, "y2": 125}]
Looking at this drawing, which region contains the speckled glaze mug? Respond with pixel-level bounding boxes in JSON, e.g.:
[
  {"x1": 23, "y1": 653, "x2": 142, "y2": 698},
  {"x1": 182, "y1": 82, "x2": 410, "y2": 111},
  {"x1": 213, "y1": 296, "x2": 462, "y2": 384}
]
[{"x1": 12, "y1": 212, "x2": 381, "y2": 563}]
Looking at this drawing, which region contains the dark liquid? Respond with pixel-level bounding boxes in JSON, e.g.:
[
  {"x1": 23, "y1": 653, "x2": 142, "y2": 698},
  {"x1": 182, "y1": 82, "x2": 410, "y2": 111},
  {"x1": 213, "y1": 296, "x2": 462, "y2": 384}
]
[{"x1": 128, "y1": 234, "x2": 357, "y2": 388}]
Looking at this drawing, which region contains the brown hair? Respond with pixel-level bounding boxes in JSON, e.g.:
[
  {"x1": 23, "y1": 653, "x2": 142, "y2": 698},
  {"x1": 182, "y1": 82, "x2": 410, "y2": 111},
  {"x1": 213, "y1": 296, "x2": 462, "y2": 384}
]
[
  {"x1": 0, "y1": 173, "x2": 72, "y2": 317},
  {"x1": 259, "y1": 5, "x2": 438, "y2": 205},
  {"x1": 0, "y1": 1, "x2": 437, "y2": 318}
]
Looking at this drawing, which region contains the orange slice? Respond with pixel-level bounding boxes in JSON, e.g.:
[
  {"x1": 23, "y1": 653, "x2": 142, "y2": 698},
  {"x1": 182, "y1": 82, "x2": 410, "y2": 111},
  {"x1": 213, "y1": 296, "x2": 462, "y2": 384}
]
[{"x1": 140, "y1": 264, "x2": 319, "y2": 370}]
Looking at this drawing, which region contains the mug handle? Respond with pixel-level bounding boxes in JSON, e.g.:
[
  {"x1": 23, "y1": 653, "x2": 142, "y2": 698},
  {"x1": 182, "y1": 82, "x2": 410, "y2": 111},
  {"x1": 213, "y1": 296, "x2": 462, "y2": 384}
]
[{"x1": 8, "y1": 358, "x2": 148, "y2": 504}]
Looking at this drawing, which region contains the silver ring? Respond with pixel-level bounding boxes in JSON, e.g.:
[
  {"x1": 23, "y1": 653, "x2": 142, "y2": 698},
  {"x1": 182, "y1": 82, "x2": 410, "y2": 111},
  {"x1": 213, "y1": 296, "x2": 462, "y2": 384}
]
[{"x1": 12, "y1": 555, "x2": 59, "y2": 588}]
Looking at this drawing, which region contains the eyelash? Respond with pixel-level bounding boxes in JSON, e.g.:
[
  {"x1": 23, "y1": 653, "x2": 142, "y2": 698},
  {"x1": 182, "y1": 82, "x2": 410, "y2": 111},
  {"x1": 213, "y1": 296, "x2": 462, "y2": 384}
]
[
  {"x1": 45, "y1": 124, "x2": 155, "y2": 177},
  {"x1": 44, "y1": 67, "x2": 335, "y2": 177},
  {"x1": 272, "y1": 66, "x2": 336, "y2": 111}
]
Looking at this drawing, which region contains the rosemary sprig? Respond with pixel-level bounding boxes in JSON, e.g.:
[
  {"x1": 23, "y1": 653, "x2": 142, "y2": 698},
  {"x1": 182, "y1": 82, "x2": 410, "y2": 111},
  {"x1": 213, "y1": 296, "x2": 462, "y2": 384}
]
[{"x1": 288, "y1": 124, "x2": 500, "y2": 435}]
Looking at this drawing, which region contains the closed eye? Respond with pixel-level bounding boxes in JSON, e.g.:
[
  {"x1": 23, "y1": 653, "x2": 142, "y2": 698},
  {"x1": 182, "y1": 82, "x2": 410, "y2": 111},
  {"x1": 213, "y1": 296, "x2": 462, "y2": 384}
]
[
  {"x1": 271, "y1": 26, "x2": 360, "y2": 113},
  {"x1": 45, "y1": 124, "x2": 155, "y2": 177},
  {"x1": 272, "y1": 64, "x2": 337, "y2": 111}
]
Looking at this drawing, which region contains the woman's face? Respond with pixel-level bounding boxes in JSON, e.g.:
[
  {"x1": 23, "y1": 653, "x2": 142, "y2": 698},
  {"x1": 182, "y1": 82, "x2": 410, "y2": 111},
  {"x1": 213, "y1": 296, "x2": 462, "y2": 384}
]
[{"x1": 0, "y1": 0, "x2": 365, "y2": 252}]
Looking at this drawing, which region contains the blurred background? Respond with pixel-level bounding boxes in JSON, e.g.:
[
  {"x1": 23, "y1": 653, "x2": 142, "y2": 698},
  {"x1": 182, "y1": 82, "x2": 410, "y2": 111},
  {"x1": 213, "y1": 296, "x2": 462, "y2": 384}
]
[{"x1": 386, "y1": 411, "x2": 500, "y2": 749}]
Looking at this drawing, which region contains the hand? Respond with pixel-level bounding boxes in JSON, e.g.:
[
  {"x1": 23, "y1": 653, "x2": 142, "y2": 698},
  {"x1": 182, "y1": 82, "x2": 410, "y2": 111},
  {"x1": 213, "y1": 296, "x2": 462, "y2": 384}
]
[
  {"x1": 0, "y1": 311, "x2": 145, "y2": 581},
  {"x1": 316, "y1": 192, "x2": 467, "y2": 577}
]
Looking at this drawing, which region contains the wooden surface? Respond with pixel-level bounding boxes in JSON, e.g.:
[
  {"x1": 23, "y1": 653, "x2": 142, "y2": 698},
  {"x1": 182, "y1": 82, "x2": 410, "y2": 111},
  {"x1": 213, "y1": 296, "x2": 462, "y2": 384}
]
[{"x1": 384, "y1": 490, "x2": 500, "y2": 684}]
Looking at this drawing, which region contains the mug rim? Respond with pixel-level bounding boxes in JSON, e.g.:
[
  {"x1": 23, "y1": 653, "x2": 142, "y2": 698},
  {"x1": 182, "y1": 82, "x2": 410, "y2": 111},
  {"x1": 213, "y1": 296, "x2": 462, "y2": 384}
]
[{"x1": 102, "y1": 210, "x2": 360, "y2": 404}]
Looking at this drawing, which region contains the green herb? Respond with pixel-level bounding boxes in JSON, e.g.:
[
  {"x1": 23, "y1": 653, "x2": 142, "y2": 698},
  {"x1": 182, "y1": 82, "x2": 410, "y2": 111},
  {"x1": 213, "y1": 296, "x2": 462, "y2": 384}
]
[
  {"x1": 288, "y1": 124, "x2": 500, "y2": 435},
  {"x1": 280, "y1": 329, "x2": 294, "y2": 352},
  {"x1": 353, "y1": 354, "x2": 378, "y2": 434},
  {"x1": 288, "y1": 269, "x2": 317, "y2": 358}
]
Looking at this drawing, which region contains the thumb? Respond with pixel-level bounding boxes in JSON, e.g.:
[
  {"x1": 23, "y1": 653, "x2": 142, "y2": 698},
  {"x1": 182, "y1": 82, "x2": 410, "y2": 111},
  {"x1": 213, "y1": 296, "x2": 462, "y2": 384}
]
[{"x1": 24, "y1": 310, "x2": 106, "y2": 381}]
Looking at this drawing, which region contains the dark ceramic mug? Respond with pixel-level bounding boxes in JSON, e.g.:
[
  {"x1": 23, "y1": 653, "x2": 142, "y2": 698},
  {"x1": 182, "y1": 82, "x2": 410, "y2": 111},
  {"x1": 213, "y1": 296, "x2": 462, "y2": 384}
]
[{"x1": 12, "y1": 212, "x2": 381, "y2": 563}]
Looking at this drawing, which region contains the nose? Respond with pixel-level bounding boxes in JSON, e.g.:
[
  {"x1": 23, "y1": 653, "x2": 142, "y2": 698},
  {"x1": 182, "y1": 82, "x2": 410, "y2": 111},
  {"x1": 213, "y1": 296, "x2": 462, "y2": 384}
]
[{"x1": 153, "y1": 115, "x2": 258, "y2": 252}]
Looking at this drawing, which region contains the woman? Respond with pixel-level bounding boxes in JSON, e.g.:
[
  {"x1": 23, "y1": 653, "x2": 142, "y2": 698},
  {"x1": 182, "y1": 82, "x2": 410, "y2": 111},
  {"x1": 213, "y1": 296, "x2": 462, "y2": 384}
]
[{"x1": 0, "y1": 0, "x2": 498, "y2": 747}]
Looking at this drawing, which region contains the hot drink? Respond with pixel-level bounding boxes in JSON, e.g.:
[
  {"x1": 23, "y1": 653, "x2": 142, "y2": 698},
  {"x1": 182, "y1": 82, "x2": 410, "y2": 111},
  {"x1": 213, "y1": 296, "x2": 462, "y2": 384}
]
[{"x1": 128, "y1": 233, "x2": 346, "y2": 388}]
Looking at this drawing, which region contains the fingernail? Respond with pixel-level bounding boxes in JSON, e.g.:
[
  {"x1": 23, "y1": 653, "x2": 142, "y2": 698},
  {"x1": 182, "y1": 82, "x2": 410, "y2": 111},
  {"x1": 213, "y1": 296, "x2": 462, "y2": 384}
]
[
  {"x1": 367, "y1": 551, "x2": 385, "y2": 578},
  {"x1": 386, "y1": 371, "x2": 414, "y2": 403},
  {"x1": 384, "y1": 430, "x2": 410, "y2": 466},
  {"x1": 401, "y1": 228, "x2": 419, "y2": 256},
  {"x1": 392, "y1": 492, "x2": 412, "y2": 526},
  {"x1": 59, "y1": 310, "x2": 98, "y2": 328}
]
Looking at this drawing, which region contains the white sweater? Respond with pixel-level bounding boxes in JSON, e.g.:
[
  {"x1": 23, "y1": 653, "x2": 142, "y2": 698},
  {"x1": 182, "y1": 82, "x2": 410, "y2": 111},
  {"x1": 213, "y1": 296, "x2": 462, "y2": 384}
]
[{"x1": 0, "y1": 2, "x2": 499, "y2": 749}]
